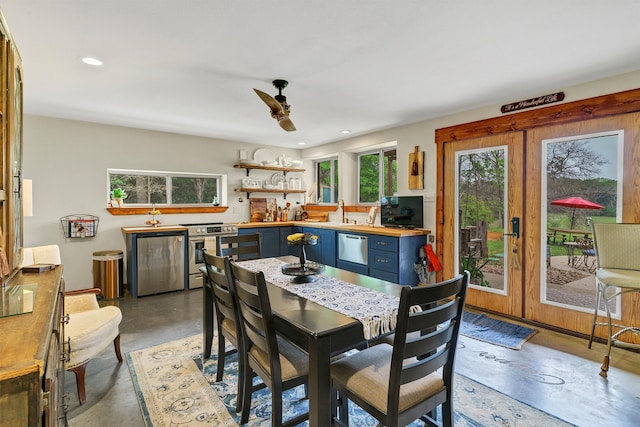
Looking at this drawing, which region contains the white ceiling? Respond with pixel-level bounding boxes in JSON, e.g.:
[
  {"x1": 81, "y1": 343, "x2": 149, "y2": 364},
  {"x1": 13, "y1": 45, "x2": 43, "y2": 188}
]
[{"x1": 2, "y1": 1, "x2": 640, "y2": 148}]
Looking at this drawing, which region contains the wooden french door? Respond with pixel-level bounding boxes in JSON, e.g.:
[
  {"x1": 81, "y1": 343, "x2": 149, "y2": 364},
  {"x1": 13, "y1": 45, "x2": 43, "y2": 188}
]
[
  {"x1": 441, "y1": 112, "x2": 640, "y2": 336},
  {"x1": 442, "y1": 132, "x2": 524, "y2": 317},
  {"x1": 525, "y1": 113, "x2": 640, "y2": 336}
]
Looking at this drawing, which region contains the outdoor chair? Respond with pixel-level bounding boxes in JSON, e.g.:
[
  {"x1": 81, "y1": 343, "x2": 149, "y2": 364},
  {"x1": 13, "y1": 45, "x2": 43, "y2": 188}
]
[
  {"x1": 229, "y1": 260, "x2": 309, "y2": 427},
  {"x1": 216, "y1": 233, "x2": 262, "y2": 260},
  {"x1": 21, "y1": 245, "x2": 123, "y2": 404},
  {"x1": 331, "y1": 272, "x2": 469, "y2": 427},
  {"x1": 589, "y1": 223, "x2": 640, "y2": 377},
  {"x1": 202, "y1": 250, "x2": 245, "y2": 412},
  {"x1": 574, "y1": 238, "x2": 596, "y2": 273}
]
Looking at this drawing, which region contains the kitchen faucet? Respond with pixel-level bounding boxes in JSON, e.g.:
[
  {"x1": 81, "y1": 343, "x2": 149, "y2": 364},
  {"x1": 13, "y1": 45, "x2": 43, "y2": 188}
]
[{"x1": 339, "y1": 199, "x2": 347, "y2": 223}]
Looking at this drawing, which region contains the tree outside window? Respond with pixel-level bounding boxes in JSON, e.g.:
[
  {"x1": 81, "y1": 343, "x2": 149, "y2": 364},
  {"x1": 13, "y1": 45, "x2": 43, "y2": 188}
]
[
  {"x1": 108, "y1": 169, "x2": 224, "y2": 206},
  {"x1": 358, "y1": 148, "x2": 396, "y2": 203},
  {"x1": 315, "y1": 158, "x2": 338, "y2": 203}
]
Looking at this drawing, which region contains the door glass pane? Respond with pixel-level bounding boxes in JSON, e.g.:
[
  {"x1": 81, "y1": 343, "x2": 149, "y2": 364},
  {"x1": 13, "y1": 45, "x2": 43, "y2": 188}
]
[
  {"x1": 456, "y1": 147, "x2": 507, "y2": 293},
  {"x1": 542, "y1": 132, "x2": 623, "y2": 315}
]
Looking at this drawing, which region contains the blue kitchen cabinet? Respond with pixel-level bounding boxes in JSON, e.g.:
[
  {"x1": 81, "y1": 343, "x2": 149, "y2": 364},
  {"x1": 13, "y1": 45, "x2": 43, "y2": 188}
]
[
  {"x1": 239, "y1": 227, "x2": 279, "y2": 258},
  {"x1": 279, "y1": 226, "x2": 301, "y2": 256},
  {"x1": 368, "y1": 234, "x2": 427, "y2": 285},
  {"x1": 301, "y1": 227, "x2": 336, "y2": 267}
]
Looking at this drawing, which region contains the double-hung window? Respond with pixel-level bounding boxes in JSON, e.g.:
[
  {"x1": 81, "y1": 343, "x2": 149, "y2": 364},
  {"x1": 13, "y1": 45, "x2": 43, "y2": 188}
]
[
  {"x1": 315, "y1": 158, "x2": 339, "y2": 204},
  {"x1": 358, "y1": 148, "x2": 397, "y2": 203},
  {"x1": 108, "y1": 169, "x2": 227, "y2": 206}
]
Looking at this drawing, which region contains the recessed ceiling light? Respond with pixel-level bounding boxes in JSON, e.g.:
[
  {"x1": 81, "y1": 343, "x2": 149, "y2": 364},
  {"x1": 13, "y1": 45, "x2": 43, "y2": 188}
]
[
  {"x1": 298, "y1": 142, "x2": 307, "y2": 145},
  {"x1": 339, "y1": 130, "x2": 351, "y2": 134},
  {"x1": 81, "y1": 57, "x2": 103, "y2": 66}
]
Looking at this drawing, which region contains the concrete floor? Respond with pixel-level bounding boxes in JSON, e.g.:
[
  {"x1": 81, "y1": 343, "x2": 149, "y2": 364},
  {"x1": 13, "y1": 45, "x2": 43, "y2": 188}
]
[{"x1": 65, "y1": 288, "x2": 640, "y2": 427}]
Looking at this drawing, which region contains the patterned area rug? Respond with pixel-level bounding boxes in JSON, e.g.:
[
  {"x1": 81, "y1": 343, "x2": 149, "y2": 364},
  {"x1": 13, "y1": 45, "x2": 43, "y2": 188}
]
[
  {"x1": 127, "y1": 335, "x2": 574, "y2": 426},
  {"x1": 461, "y1": 312, "x2": 537, "y2": 350}
]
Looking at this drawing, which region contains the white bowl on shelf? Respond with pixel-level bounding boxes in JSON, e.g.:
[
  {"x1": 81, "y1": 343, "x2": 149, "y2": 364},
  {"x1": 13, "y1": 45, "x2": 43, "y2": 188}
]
[
  {"x1": 262, "y1": 160, "x2": 279, "y2": 166},
  {"x1": 289, "y1": 160, "x2": 303, "y2": 167}
]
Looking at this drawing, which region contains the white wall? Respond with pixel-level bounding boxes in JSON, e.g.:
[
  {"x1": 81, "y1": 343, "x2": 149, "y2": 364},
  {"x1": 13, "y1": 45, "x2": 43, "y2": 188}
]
[
  {"x1": 23, "y1": 70, "x2": 640, "y2": 290},
  {"x1": 304, "y1": 69, "x2": 640, "y2": 231},
  {"x1": 22, "y1": 117, "x2": 308, "y2": 290}
]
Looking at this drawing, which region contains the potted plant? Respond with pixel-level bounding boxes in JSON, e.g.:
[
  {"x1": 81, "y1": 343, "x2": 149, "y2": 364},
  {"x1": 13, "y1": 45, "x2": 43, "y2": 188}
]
[{"x1": 110, "y1": 188, "x2": 127, "y2": 207}]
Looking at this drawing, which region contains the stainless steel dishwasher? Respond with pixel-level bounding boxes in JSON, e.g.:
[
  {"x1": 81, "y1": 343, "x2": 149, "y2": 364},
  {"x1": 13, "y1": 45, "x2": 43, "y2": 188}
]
[
  {"x1": 136, "y1": 231, "x2": 186, "y2": 296},
  {"x1": 338, "y1": 233, "x2": 368, "y2": 265}
]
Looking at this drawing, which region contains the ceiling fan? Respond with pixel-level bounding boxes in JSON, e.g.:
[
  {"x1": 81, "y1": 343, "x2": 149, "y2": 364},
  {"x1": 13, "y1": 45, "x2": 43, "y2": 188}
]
[{"x1": 253, "y1": 79, "x2": 296, "y2": 132}]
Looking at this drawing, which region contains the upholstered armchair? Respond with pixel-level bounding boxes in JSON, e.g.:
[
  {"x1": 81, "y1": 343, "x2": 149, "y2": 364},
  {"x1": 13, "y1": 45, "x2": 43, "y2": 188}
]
[{"x1": 21, "y1": 245, "x2": 123, "y2": 404}]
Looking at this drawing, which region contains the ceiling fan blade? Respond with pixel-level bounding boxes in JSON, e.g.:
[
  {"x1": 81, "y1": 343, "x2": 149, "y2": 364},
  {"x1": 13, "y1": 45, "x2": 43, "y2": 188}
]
[
  {"x1": 279, "y1": 117, "x2": 296, "y2": 132},
  {"x1": 253, "y1": 88, "x2": 284, "y2": 115}
]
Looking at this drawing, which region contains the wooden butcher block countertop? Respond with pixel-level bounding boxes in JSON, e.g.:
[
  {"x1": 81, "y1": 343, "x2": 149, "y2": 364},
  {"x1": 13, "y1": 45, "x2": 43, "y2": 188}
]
[{"x1": 121, "y1": 225, "x2": 188, "y2": 234}]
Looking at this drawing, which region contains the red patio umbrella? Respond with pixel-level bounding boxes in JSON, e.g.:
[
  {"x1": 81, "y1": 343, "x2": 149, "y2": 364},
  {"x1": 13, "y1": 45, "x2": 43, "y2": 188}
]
[{"x1": 550, "y1": 196, "x2": 604, "y2": 229}]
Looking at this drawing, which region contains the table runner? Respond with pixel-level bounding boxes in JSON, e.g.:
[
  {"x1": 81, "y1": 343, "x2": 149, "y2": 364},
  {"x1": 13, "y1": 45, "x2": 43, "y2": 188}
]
[{"x1": 235, "y1": 258, "x2": 401, "y2": 339}]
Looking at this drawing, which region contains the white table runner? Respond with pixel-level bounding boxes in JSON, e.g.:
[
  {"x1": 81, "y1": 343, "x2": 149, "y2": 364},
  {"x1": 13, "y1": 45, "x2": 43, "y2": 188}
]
[{"x1": 235, "y1": 258, "x2": 401, "y2": 339}]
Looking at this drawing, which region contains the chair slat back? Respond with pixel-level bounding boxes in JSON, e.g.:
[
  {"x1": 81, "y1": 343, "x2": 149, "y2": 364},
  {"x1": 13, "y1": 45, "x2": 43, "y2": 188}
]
[
  {"x1": 388, "y1": 272, "x2": 469, "y2": 410},
  {"x1": 592, "y1": 223, "x2": 640, "y2": 270},
  {"x1": 202, "y1": 249, "x2": 237, "y2": 328},
  {"x1": 229, "y1": 261, "x2": 280, "y2": 365},
  {"x1": 217, "y1": 234, "x2": 262, "y2": 260}
]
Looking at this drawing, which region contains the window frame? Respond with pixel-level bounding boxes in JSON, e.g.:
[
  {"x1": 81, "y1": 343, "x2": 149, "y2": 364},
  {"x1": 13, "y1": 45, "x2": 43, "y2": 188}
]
[
  {"x1": 108, "y1": 168, "x2": 227, "y2": 207},
  {"x1": 357, "y1": 147, "x2": 397, "y2": 204},
  {"x1": 314, "y1": 157, "x2": 339, "y2": 204}
]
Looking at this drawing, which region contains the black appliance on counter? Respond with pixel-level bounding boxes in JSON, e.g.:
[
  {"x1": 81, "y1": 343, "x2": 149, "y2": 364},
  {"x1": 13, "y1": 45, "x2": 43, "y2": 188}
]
[{"x1": 380, "y1": 196, "x2": 424, "y2": 229}]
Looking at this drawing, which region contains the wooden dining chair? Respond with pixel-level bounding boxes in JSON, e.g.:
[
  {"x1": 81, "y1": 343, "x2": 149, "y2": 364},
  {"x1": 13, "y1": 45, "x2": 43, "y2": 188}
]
[
  {"x1": 229, "y1": 260, "x2": 309, "y2": 427},
  {"x1": 216, "y1": 233, "x2": 262, "y2": 260},
  {"x1": 201, "y1": 249, "x2": 245, "y2": 412},
  {"x1": 331, "y1": 272, "x2": 469, "y2": 427}
]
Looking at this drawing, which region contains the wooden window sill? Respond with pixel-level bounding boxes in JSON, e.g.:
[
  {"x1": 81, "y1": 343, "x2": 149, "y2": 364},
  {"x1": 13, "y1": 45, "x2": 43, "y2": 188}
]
[
  {"x1": 302, "y1": 204, "x2": 378, "y2": 213},
  {"x1": 106, "y1": 206, "x2": 228, "y2": 215}
]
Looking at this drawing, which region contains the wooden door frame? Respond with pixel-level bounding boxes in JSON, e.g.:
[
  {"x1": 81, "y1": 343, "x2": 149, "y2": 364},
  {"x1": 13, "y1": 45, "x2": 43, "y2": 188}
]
[
  {"x1": 442, "y1": 133, "x2": 524, "y2": 317},
  {"x1": 435, "y1": 87, "x2": 640, "y2": 282}
]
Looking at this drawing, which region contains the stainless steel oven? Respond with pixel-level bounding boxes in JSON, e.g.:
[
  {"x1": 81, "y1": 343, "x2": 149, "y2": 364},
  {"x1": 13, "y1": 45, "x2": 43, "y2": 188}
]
[{"x1": 182, "y1": 223, "x2": 238, "y2": 289}]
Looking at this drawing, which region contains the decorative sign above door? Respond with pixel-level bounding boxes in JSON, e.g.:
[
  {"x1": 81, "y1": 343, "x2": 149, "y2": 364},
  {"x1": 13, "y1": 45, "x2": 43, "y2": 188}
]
[{"x1": 501, "y1": 92, "x2": 565, "y2": 114}]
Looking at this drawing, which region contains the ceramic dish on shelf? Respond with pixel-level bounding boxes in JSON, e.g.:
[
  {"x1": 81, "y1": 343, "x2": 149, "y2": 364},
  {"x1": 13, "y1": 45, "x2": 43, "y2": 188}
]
[
  {"x1": 262, "y1": 160, "x2": 279, "y2": 166},
  {"x1": 289, "y1": 160, "x2": 303, "y2": 167},
  {"x1": 263, "y1": 183, "x2": 277, "y2": 190},
  {"x1": 271, "y1": 172, "x2": 286, "y2": 185},
  {"x1": 253, "y1": 148, "x2": 276, "y2": 163},
  {"x1": 240, "y1": 159, "x2": 260, "y2": 165}
]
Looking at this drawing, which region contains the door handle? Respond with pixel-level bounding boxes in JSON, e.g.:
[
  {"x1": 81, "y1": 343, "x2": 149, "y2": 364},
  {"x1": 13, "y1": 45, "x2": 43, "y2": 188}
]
[{"x1": 503, "y1": 217, "x2": 520, "y2": 239}]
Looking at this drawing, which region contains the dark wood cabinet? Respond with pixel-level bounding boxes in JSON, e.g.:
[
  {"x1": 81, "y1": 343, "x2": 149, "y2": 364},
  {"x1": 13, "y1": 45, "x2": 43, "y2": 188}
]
[{"x1": 0, "y1": 268, "x2": 67, "y2": 427}]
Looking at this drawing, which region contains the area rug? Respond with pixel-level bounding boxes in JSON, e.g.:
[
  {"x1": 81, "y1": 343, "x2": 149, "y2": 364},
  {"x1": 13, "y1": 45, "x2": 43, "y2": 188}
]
[
  {"x1": 461, "y1": 312, "x2": 537, "y2": 350},
  {"x1": 127, "y1": 335, "x2": 573, "y2": 427}
]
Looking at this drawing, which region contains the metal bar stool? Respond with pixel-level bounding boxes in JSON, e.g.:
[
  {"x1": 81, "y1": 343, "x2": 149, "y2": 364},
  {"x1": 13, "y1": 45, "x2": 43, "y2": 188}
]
[{"x1": 588, "y1": 223, "x2": 640, "y2": 377}]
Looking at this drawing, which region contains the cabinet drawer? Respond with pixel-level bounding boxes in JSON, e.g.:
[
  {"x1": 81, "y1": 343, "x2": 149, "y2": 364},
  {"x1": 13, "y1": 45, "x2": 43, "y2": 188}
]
[
  {"x1": 370, "y1": 268, "x2": 398, "y2": 284},
  {"x1": 369, "y1": 249, "x2": 399, "y2": 273},
  {"x1": 336, "y1": 260, "x2": 369, "y2": 276},
  {"x1": 368, "y1": 235, "x2": 398, "y2": 252}
]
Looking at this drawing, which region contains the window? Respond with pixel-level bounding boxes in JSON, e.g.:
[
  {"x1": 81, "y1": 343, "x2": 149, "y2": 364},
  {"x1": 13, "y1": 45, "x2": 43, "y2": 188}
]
[
  {"x1": 108, "y1": 169, "x2": 226, "y2": 206},
  {"x1": 315, "y1": 158, "x2": 339, "y2": 204},
  {"x1": 358, "y1": 148, "x2": 396, "y2": 203}
]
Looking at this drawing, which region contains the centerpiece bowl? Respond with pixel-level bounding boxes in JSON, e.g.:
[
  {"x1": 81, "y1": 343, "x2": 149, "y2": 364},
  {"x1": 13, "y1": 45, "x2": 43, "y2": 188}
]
[{"x1": 282, "y1": 233, "x2": 325, "y2": 282}]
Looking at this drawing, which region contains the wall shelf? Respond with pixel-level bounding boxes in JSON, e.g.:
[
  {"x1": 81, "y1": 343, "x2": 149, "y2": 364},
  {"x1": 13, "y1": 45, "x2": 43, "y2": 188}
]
[
  {"x1": 235, "y1": 188, "x2": 306, "y2": 200},
  {"x1": 106, "y1": 206, "x2": 228, "y2": 215},
  {"x1": 234, "y1": 163, "x2": 305, "y2": 176}
]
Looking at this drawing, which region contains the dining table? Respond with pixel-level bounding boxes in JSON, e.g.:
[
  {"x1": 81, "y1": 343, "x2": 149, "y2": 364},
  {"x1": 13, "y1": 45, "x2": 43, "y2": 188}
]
[
  {"x1": 203, "y1": 255, "x2": 405, "y2": 427},
  {"x1": 548, "y1": 227, "x2": 592, "y2": 244}
]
